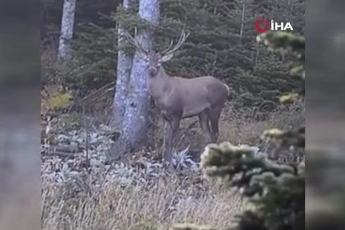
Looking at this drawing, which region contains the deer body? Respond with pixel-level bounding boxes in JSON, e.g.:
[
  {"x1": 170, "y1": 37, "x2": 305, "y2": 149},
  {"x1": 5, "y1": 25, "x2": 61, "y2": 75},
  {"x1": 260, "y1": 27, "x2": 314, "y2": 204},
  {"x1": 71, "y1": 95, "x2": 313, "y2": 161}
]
[
  {"x1": 124, "y1": 29, "x2": 229, "y2": 163},
  {"x1": 148, "y1": 67, "x2": 228, "y2": 119}
]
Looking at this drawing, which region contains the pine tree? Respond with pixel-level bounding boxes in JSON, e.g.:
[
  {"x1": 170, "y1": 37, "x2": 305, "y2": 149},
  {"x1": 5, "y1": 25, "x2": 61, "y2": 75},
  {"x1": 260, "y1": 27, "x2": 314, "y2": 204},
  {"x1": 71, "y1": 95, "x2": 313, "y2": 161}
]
[
  {"x1": 108, "y1": 0, "x2": 161, "y2": 159},
  {"x1": 113, "y1": 0, "x2": 134, "y2": 127},
  {"x1": 58, "y1": 0, "x2": 77, "y2": 60}
]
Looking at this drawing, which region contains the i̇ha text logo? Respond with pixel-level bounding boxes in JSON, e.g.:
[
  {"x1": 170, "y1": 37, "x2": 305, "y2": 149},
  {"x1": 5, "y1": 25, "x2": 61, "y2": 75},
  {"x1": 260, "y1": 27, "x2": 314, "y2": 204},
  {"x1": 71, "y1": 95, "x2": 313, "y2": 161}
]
[{"x1": 254, "y1": 18, "x2": 293, "y2": 33}]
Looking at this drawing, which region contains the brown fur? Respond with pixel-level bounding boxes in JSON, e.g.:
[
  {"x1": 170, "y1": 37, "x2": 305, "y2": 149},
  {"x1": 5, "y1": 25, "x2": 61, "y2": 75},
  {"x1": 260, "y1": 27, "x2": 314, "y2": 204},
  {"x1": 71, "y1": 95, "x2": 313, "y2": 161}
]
[{"x1": 148, "y1": 61, "x2": 229, "y2": 162}]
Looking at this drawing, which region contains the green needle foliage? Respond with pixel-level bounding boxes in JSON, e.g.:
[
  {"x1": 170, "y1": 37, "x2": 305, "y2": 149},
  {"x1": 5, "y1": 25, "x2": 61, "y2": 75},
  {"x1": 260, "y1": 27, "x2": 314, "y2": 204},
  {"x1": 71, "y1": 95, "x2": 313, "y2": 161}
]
[
  {"x1": 257, "y1": 31, "x2": 305, "y2": 100},
  {"x1": 201, "y1": 143, "x2": 304, "y2": 230},
  {"x1": 261, "y1": 126, "x2": 305, "y2": 149},
  {"x1": 170, "y1": 31, "x2": 305, "y2": 230}
]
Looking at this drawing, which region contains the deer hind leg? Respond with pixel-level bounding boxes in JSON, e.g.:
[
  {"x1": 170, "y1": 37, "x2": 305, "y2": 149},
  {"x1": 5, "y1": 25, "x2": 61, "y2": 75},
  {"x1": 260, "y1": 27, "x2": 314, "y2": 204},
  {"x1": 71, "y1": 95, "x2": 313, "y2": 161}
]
[
  {"x1": 208, "y1": 106, "x2": 222, "y2": 143},
  {"x1": 198, "y1": 110, "x2": 213, "y2": 144},
  {"x1": 163, "y1": 116, "x2": 180, "y2": 163}
]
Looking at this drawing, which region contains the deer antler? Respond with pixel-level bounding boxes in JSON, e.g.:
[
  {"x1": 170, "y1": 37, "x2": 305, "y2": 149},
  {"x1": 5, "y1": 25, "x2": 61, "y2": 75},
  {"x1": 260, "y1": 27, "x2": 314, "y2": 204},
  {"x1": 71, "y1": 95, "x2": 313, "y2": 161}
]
[
  {"x1": 123, "y1": 27, "x2": 149, "y2": 55},
  {"x1": 162, "y1": 30, "x2": 190, "y2": 56},
  {"x1": 161, "y1": 40, "x2": 174, "y2": 54}
]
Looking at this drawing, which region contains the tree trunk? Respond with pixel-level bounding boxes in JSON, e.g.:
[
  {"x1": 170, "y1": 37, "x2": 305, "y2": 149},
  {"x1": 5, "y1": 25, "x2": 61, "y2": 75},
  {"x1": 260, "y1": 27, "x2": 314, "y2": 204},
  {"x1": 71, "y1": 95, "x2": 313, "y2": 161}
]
[
  {"x1": 110, "y1": 0, "x2": 160, "y2": 159},
  {"x1": 58, "y1": 0, "x2": 76, "y2": 60},
  {"x1": 239, "y1": 3, "x2": 246, "y2": 42},
  {"x1": 113, "y1": 0, "x2": 133, "y2": 127}
]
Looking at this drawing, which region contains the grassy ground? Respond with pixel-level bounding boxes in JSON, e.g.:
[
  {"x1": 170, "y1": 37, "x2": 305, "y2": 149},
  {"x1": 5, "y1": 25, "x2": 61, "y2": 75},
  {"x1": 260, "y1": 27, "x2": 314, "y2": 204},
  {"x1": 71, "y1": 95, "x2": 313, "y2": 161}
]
[
  {"x1": 42, "y1": 176, "x2": 244, "y2": 230},
  {"x1": 41, "y1": 100, "x2": 304, "y2": 230}
]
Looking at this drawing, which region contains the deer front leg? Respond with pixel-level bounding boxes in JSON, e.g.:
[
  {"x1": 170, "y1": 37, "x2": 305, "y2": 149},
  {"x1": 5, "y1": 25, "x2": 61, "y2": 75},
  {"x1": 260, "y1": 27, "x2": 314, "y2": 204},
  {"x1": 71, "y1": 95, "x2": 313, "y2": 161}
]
[
  {"x1": 163, "y1": 121, "x2": 172, "y2": 162},
  {"x1": 163, "y1": 117, "x2": 180, "y2": 163}
]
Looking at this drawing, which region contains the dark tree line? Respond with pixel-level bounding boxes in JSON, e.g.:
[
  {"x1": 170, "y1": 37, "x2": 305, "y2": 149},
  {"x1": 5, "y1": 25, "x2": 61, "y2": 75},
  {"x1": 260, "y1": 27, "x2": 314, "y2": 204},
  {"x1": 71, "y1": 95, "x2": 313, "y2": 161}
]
[{"x1": 41, "y1": 0, "x2": 305, "y2": 111}]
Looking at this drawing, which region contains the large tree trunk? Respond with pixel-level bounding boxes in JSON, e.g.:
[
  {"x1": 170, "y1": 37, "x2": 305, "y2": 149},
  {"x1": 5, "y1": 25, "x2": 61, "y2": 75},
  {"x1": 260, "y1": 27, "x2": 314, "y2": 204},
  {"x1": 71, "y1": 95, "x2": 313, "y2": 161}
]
[
  {"x1": 58, "y1": 0, "x2": 76, "y2": 60},
  {"x1": 113, "y1": 0, "x2": 133, "y2": 127},
  {"x1": 109, "y1": 0, "x2": 160, "y2": 159}
]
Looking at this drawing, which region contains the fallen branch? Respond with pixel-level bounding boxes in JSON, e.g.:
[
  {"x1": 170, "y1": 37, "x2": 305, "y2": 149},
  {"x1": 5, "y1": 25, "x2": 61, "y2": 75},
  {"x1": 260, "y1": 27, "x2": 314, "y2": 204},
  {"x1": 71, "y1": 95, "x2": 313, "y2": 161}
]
[{"x1": 42, "y1": 144, "x2": 84, "y2": 155}]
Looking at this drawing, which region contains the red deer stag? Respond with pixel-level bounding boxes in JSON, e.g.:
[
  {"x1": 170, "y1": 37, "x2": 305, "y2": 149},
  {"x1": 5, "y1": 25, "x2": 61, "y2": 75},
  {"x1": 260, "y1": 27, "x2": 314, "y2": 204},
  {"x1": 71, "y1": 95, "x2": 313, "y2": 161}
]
[{"x1": 124, "y1": 29, "x2": 230, "y2": 163}]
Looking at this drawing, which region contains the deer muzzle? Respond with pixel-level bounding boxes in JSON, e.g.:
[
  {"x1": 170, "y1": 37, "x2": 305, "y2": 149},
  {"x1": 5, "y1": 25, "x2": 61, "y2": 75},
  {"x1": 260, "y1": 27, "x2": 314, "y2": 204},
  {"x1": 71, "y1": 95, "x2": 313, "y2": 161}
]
[{"x1": 148, "y1": 67, "x2": 158, "y2": 77}]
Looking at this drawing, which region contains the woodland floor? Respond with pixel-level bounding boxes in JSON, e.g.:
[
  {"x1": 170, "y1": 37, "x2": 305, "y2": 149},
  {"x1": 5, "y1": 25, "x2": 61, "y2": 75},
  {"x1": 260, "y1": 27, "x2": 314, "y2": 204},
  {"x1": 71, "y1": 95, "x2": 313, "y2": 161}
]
[{"x1": 41, "y1": 99, "x2": 304, "y2": 230}]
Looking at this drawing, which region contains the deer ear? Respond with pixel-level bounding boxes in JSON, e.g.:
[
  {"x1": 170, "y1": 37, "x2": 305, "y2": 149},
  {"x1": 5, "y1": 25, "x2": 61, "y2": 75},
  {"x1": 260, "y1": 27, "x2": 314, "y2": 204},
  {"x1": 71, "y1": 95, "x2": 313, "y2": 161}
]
[{"x1": 161, "y1": 53, "x2": 174, "y2": 62}]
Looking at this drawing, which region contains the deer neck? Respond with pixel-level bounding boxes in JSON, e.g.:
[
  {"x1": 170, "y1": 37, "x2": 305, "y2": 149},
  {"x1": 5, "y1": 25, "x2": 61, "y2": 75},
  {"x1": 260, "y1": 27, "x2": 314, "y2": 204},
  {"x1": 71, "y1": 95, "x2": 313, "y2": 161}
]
[{"x1": 157, "y1": 66, "x2": 171, "y2": 80}]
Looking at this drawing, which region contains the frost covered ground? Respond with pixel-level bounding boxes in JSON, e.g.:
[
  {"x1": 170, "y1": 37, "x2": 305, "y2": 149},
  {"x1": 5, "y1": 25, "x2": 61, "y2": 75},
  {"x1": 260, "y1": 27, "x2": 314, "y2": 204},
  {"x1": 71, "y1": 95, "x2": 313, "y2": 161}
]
[{"x1": 41, "y1": 116, "x2": 247, "y2": 230}]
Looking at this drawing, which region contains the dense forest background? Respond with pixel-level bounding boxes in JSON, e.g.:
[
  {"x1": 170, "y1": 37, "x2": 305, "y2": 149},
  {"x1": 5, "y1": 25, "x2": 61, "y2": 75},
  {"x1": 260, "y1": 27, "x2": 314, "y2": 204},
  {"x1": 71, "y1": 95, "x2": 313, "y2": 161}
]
[{"x1": 41, "y1": 0, "x2": 305, "y2": 114}]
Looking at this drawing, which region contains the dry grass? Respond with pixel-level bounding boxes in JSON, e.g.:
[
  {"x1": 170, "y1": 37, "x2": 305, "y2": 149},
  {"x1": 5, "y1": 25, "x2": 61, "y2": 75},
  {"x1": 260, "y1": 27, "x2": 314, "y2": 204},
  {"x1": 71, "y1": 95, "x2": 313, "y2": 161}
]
[
  {"x1": 171, "y1": 100, "x2": 304, "y2": 155},
  {"x1": 41, "y1": 97, "x2": 304, "y2": 230},
  {"x1": 42, "y1": 175, "x2": 244, "y2": 230},
  {"x1": 219, "y1": 101, "x2": 304, "y2": 145}
]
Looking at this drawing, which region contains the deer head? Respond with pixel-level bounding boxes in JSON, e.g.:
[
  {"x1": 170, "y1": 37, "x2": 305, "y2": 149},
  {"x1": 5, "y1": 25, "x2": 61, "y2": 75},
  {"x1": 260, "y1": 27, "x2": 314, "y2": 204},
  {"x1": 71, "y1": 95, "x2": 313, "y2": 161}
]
[{"x1": 124, "y1": 28, "x2": 190, "y2": 78}]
